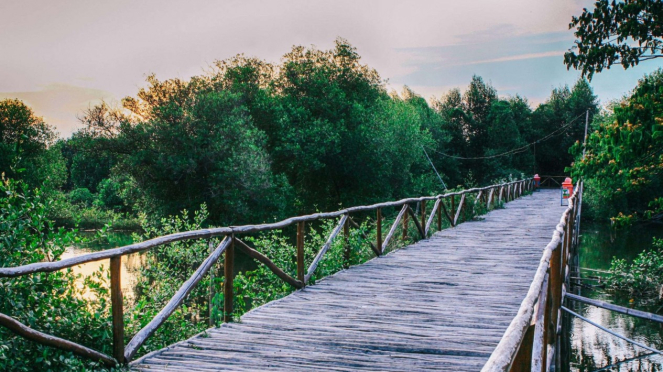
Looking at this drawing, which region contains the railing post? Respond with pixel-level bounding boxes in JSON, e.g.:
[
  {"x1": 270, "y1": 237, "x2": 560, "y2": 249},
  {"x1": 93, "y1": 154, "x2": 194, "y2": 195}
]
[
  {"x1": 376, "y1": 208, "x2": 382, "y2": 255},
  {"x1": 511, "y1": 324, "x2": 535, "y2": 372},
  {"x1": 343, "y1": 216, "x2": 350, "y2": 268},
  {"x1": 549, "y1": 242, "x2": 562, "y2": 349},
  {"x1": 420, "y1": 201, "x2": 426, "y2": 236},
  {"x1": 224, "y1": 235, "x2": 235, "y2": 323},
  {"x1": 402, "y1": 205, "x2": 409, "y2": 241},
  {"x1": 110, "y1": 256, "x2": 124, "y2": 364},
  {"x1": 297, "y1": 222, "x2": 305, "y2": 283},
  {"x1": 436, "y1": 198, "x2": 442, "y2": 231},
  {"x1": 450, "y1": 195, "x2": 456, "y2": 226}
]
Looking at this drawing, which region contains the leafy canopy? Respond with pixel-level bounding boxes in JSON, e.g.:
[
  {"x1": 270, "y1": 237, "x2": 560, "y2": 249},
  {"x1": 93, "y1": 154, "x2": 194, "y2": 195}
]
[{"x1": 565, "y1": 0, "x2": 663, "y2": 79}]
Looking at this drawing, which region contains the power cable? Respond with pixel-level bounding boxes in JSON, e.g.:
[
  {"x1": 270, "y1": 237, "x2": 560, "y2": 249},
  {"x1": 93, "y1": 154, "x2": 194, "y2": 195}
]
[{"x1": 430, "y1": 111, "x2": 587, "y2": 161}]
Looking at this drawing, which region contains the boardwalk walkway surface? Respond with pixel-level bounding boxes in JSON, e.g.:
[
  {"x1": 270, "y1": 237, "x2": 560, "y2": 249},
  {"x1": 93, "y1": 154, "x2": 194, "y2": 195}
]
[{"x1": 133, "y1": 190, "x2": 562, "y2": 371}]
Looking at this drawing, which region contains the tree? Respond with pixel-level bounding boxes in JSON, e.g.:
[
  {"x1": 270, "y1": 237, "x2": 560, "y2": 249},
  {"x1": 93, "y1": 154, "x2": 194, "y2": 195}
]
[
  {"x1": 0, "y1": 99, "x2": 64, "y2": 189},
  {"x1": 565, "y1": 0, "x2": 663, "y2": 79},
  {"x1": 571, "y1": 69, "x2": 663, "y2": 224}
]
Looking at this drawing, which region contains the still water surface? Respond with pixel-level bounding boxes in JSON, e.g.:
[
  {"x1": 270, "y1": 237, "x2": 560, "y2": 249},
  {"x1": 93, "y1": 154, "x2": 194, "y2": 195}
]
[
  {"x1": 61, "y1": 231, "x2": 141, "y2": 300},
  {"x1": 569, "y1": 221, "x2": 663, "y2": 372}
]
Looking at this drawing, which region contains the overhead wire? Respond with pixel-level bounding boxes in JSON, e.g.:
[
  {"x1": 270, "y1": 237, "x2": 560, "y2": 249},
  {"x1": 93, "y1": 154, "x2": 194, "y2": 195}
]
[{"x1": 429, "y1": 111, "x2": 587, "y2": 161}]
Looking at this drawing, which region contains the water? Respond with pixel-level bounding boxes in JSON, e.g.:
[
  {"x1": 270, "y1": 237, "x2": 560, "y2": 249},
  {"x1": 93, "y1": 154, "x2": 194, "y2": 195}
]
[
  {"x1": 568, "y1": 221, "x2": 663, "y2": 372},
  {"x1": 62, "y1": 230, "x2": 257, "y2": 302},
  {"x1": 61, "y1": 231, "x2": 142, "y2": 300}
]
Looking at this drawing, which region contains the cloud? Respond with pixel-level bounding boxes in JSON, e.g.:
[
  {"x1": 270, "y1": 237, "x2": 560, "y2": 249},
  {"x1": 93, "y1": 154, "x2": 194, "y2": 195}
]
[
  {"x1": 467, "y1": 51, "x2": 566, "y2": 65},
  {"x1": 0, "y1": 83, "x2": 116, "y2": 137}
]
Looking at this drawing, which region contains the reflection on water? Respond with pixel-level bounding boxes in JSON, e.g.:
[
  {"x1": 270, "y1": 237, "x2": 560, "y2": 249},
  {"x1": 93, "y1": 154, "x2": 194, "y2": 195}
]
[
  {"x1": 62, "y1": 231, "x2": 141, "y2": 301},
  {"x1": 62, "y1": 231, "x2": 258, "y2": 303},
  {"x1": 568, "y1": 221, "x2": 663, "y2": 371}
]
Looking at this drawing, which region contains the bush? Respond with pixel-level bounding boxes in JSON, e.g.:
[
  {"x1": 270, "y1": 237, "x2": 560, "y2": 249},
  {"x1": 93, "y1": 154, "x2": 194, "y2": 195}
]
[
  {"x1": 607, "y1": 237, "x2": 663, "y2": 304},
  {"x1": 0, "y1": 177, "x2": 113, "y2": 371},
  {"x1": 68, "y1": 188, "x2": 94, "y2": 207}
]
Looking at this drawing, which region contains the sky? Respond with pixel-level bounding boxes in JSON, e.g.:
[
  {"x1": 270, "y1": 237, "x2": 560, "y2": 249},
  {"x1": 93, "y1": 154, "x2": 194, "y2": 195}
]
[{"x1": 1, "y1": 0, "x2": 662, "y2": 137}]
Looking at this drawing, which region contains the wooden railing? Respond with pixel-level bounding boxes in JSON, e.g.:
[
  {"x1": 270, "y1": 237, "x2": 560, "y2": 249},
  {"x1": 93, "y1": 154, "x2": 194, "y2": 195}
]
[
  {"x1": 0, "y1": 179, "x2": 533, "y2": 367},
  {"x1": 481, "y1": 181, "x2": 583, "y2": 372},
  {"x1": 538, "y1": 175, "x2": 567, "y2": 188}
]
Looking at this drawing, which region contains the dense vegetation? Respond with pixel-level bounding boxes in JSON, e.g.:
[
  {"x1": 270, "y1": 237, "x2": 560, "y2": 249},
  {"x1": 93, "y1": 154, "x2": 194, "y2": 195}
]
[
  {"x1": 571, "y1": 69, "x2": 663, "y2": 226},
  {"x1": 1, "y1": 39, "x2": 598, "y2": 370}
]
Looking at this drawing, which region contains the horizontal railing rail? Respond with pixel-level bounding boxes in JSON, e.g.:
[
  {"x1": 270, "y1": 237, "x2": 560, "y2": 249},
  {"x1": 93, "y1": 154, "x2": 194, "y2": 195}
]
[
  {"x1": 0, "y1": 178, "x2": 533, "y2": 366},
  {"x1": 481, "y1": 181, "x2": 582, "y2": 372}
]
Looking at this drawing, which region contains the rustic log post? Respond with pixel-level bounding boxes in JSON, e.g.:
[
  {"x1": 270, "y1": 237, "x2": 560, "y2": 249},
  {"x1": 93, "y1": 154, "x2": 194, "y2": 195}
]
[
  {"x1": 376, "y1": 208, "x2": 382, "y2": 255},
  {"x1": 207, "y1": 239, "x2": 214, "y2": 327},
  {"x1": 549, "y1": 242, "x2": 562, "y2": 343},
  {"x1": 223, "y1": 236, "x2": 235, "y2": 323},
  {"x1": 297, "y1": 222, "x2": 305, "y2": 283},
  {"x1": 110, "y1": 256, "x2": 124, "y2": 364},
  {"x1": 343, "y1": 217, "x2": 350, "y2": 268},
  {"x1": 436, "y1": 198, "x2": 442, "y2": 231},
  {"x1": 420, "y1": 201, "x2": 426, "y2": 236},
  {"x1": 511, "y1": 324, "x2": 535, "y2": 372},
  {"x1": 450, "y1": 195, "x2": 456, "y2": 226},
  {"x1": 402, "y1": 205, "x2": 409, "y2": 241},
  {"x1": 542, "y1": 278, "x2": 552, "y2": 372}
]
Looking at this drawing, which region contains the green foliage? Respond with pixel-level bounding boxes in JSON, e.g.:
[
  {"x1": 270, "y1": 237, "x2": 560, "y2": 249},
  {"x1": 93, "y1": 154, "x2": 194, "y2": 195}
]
[
  {"x1": 565, "y1": 0, "x2": 663, "y2": 79},
  {"x1": 0, "y1": 177, "x2": 113, "y2": 371},
  {"x1": 125, "y1": 206, "x2": 217, "y2": 357},
  {"x1": 607, "y1": 237, "x2": 663, "y2": 304},
  {"x1": 532, "y1": 79, "x2": 599, "y2": 175},
  {"x1": 68, "y1": 188, "x2": 94, "y2": 207},
  {"x1": 0, "y1": 99, "x2": 65, "y2": 190},
  {"x1": 571, "y1": 69, "x2": 663, "y2": 223}
]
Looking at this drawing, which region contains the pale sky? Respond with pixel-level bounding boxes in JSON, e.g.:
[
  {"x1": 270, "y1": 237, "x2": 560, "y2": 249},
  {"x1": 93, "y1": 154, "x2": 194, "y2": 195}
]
[{"x1": 1, "y1": 0, "x2": 662, "y2": 137}]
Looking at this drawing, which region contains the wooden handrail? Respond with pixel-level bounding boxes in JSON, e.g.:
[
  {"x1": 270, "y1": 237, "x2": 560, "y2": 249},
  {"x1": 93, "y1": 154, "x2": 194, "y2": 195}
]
[
  {"x1": 481, "y1": 182, "x2": 583, "y2": 372},
  {"x1": 0, "y1": 179, "x2": 533, "y2": 365},
  {"x1": 0, "y1": 180, "x2": 529, "y2": 278}
]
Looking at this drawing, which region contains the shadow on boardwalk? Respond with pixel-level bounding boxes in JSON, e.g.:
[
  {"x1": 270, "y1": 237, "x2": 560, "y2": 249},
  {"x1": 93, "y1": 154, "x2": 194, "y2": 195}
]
[{"x1": 133, "y1": 189, "x2": 563, "y2": 371}]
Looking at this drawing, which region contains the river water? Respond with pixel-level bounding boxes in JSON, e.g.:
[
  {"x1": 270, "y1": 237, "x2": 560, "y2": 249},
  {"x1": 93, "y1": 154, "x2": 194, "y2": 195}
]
[
  {"x1": 568, "y1": 221, "x2": 663, "y2": 371},
  {"x1": 63, "y1": 230, "x2": 256, "y2": 302},
  {"x1": 60, "y1": 231, "x2": 141, "y2": 300}
]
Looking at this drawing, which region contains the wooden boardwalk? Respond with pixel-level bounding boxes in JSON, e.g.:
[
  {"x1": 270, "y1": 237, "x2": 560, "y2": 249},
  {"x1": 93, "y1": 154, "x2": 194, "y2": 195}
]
[{"x1": 133, "y1": 189, "x2": 563, "y2": 371}]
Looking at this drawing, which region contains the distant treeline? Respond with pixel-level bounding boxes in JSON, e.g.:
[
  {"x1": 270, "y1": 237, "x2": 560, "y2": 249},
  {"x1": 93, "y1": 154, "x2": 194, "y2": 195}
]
[{"x1": 2, "y1": 38, "x2": 598, "y2": 226}]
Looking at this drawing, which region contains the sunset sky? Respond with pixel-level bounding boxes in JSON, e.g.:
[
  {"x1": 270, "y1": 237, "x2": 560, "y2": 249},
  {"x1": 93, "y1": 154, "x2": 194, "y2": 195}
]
[{"x1": 2, "y1": 0, "x2": 662, "y2": 137}]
